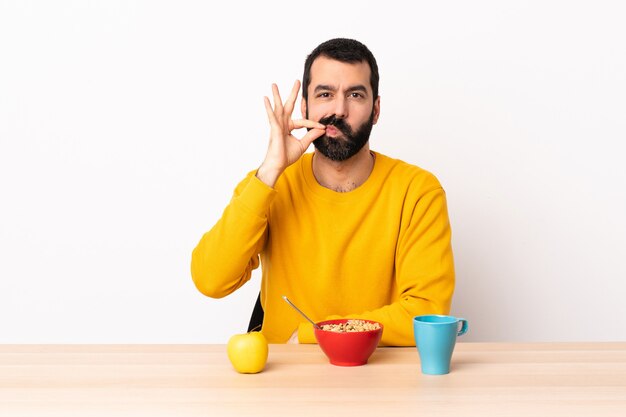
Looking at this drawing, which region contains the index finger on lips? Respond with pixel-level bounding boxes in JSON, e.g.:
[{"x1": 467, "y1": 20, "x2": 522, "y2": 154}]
[{"x1": 291, "y1": 119, "x2": 327, "y2": 130}]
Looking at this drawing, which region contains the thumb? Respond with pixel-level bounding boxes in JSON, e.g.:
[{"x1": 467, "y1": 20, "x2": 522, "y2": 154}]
[{"x1": 299, "y1": 128, "x2": 325, "y2": 149}]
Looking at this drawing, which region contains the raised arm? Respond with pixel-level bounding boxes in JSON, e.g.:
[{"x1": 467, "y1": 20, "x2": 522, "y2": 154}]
[
  {"x1": 191, "y1": 81, "x2": 326, "y2": 298},
  {"x1": 191, "y1": 172, "x2": 274, "y2": 298}
]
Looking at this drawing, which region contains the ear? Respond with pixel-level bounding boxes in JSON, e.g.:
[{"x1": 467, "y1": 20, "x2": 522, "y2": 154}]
[
  {"x1": 372, "y1": 96, "x2": 381, "y2": 125},
  {"x1": 301, "y1": 97, "x2": 307, "y2": 119}
]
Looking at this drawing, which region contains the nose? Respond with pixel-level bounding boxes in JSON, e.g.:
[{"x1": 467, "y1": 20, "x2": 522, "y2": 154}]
[{"x1": 333, "y1": 95, "x2": 348, "y2": 119}]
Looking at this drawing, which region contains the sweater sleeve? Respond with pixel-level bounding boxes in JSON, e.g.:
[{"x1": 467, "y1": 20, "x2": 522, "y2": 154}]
[
  {"x1": 191, "y1": 171, "x2": 277, "y2": 298},
  {"x1": 298, "y1": 187, "x2": 455, "y2": 346}
]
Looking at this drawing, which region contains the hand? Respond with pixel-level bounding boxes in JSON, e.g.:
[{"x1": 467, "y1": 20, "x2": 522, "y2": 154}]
[{"x1": 256, "y1": 80, "x2": 326, "y2": 187}]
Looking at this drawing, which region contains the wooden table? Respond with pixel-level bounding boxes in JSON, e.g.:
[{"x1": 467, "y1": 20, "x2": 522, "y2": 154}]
[{"x1": 1, "y1": 343, "x2": 625, "y2": 416}]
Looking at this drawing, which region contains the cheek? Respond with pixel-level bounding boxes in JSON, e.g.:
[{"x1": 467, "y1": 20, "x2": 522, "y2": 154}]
[
  {"x1": 307, "y1": 103, "x2": 335, "y2": 121},
  {"x1": 309, "y1": 111, "x2": 326, "y2": 123},
  {"x1": 351, "y1": 107, "x2": 374, "y2": 124}
]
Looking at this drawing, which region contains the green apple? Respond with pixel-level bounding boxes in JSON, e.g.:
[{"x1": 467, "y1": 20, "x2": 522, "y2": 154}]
[{"x1": 227, "y1": 331, "x2": 268, "y2": 374}]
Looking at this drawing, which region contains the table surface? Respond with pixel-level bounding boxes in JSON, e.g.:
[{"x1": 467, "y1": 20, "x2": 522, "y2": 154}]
[{"x1": 1, "y1": 343, "x2": 625, "y2": 417}]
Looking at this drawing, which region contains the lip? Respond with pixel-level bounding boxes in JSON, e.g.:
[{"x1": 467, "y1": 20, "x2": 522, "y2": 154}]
[{"x1": 326, "y1": 125, "x2": 339, "y2": 136}]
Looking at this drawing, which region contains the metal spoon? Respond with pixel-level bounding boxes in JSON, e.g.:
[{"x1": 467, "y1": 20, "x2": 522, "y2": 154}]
[{"x1": 282, "y1": 295, "x2": 322, "y2": 330}]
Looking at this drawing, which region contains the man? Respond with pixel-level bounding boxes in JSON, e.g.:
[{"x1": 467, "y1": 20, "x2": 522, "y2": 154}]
[{"x1": 191, "y1": 38, "x2": 454, "y2": 346}]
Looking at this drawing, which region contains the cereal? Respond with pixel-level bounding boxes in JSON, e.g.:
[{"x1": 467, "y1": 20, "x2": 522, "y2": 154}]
[{"x1": 320, "y1": 320, "x2": 380, "y2": 333}]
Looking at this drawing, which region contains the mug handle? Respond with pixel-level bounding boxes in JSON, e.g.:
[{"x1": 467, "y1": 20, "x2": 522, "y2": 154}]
[{"x1": 457, "y1": 318, "x2": 468, "y2": 336}]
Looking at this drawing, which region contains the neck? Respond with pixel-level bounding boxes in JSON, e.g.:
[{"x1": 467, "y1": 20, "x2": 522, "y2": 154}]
[{"x1": 312, "y1": 145, "x2": 375, "y2": 193}]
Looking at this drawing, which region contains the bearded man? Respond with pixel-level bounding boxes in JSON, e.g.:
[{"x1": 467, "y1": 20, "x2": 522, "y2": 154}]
[{"x1": 191, "y1": 38, "x2": 455, "y2": 346}]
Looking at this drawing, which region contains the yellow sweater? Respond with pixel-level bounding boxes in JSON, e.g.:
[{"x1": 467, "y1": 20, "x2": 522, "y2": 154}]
[{"x1": 191, "y1": 151, "x2": 455, "y2": 346}]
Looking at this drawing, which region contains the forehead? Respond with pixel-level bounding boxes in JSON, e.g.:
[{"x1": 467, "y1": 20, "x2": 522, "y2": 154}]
[{"x1": 308, "y1": 56, "x2": 372, "y2": 92}]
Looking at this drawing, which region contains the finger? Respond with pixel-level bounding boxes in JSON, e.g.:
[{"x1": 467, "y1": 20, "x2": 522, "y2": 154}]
[
  {"x1": 283, "y1": 80, "x2": 300, "y2": 116},
  {"x1": 271, "y1": 83, "x2": 284, "y2": 115},
  {"x1": 264, "y1": 96, "x2": 278, "y2": 126},
  {"x1": 290, "y1": 119, "x2": 326, "y2": 131},
  {"x1": 299, "y1": 128, "x2": 326, "y2": 149}
]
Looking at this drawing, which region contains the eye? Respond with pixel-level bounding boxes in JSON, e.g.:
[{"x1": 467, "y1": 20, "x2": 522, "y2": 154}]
[
  {"x1": 317, "y1": 92, "x2": 331, "y2": 98},
  {"x1": 349, "y1": 92, "x2": 363, "y2": 98}
]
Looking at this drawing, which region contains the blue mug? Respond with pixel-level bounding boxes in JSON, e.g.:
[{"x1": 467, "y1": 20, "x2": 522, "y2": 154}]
[{"x1": 413, "y1": 315, "x2": 468, "y2": 375}]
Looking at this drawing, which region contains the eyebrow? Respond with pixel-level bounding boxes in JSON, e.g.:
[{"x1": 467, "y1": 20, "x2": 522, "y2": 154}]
[{"x1": 314, "y1": 84, "x2": 369, "y2": 95}]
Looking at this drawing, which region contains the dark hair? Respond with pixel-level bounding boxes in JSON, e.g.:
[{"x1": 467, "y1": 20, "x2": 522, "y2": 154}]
[{"x1": 302, "y1": 38, "x2": 379, "y2": 102}]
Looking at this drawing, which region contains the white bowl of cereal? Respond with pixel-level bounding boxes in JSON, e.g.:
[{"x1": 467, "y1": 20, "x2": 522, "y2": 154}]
[{"x1": 314, "y1": 319, "x2": 383, "y2": 366}]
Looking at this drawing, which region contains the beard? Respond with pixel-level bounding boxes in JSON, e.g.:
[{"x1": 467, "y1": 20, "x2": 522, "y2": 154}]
[{"x1": 307, "y1": 110, "x2": 375, "y2": 162}]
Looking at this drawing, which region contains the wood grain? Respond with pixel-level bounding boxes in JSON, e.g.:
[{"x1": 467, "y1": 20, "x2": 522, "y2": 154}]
[{"x1": 1, "y1": 343, "x2": 625, "y2": 416}]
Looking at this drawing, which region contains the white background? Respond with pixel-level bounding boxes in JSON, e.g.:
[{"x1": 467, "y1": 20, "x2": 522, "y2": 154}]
[{"x1": 1, "y1": 0, "x2": 625, "y2": 343}]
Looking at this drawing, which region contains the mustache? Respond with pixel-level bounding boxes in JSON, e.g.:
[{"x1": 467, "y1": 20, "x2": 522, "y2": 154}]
[{"x1": 319, "y1": 115, "x2": 351, "y2": 136}]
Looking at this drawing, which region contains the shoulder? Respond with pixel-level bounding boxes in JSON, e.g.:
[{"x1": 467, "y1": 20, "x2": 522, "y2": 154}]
[{"x1": 374, "y1": 152, "x2": 443, "y2": 195}]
